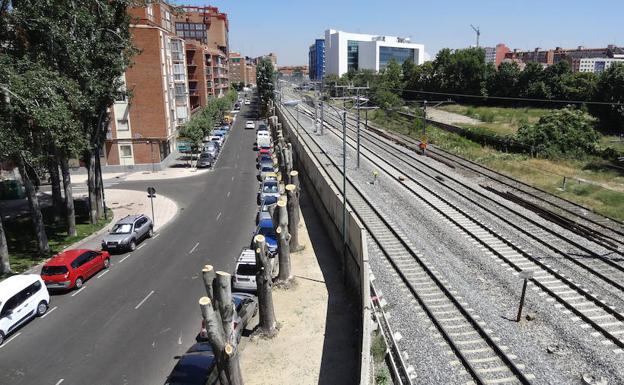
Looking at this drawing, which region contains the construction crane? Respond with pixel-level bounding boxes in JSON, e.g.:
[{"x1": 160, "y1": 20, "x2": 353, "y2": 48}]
[{"x1": 470, "y1": 24, "x2": 480, "y2": 47}]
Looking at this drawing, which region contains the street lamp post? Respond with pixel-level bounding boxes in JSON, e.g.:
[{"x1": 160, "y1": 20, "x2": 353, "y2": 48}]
[
  {"x1": 341, "y1": 111, "x2": 347, "y2": 257},
  {"x1": 356, "y1": 90, "x2": 361, "y2": 169}
]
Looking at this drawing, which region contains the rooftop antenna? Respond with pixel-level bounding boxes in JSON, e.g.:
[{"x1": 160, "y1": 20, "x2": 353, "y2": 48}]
[{"x1": 470, "y1": 24, "x2": 480, "y2": 47}]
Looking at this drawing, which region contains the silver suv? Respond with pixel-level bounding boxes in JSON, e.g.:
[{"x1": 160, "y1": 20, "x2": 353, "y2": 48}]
[{"x1": 101, "y1": 214, "x2": 153, "y2": 252}]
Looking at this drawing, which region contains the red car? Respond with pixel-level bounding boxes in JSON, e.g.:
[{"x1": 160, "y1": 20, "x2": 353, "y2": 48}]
[
  {"x1": 257, "y1": 147, "x2": 272, "y2": 160},
  {"x1": 41, "y1": 249, "x2": 110, "y2": 290}
]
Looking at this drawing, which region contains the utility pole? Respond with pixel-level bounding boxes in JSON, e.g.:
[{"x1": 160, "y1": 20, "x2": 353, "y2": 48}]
[
  {"x1": 419, "y1": 100, "x2": 428, "y2": 154},
  {"x1": 470, "y1": 24, "x2": 480, "y2": 47},
  {"x1": 347, "y1": 84, "x2": 370, "y2": 169},
  {"x1": 320, "y1": 81, "x2": 324, "y2": 135}
]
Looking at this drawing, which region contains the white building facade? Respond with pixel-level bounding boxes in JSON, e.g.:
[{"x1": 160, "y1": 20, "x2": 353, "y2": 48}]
[
  {"x1": 578, "y1": 56, "x2": 624, "y2": 73},
  {"x1": 324, "y1": 29, "x2": 425, "y2": 77}
]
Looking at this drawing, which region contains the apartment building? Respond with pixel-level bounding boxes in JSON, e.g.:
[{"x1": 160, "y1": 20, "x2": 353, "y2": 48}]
[
  {"x1": 578, "y1": 56, "x2": 624, "y2": 73},
  {"x1": 504, "y1": 45, "x2": 624, "y2": 71},
  {"x1": 106, "y1": 1, "x2": 190, "y2": 169},
  {"x1": 484, "y1": 43, "x2": 510, "y2": 67},
  {"x1": 175, "y1": 6, "x2": 230, "y2": 98},
  {"x1": 229, "y1": 52, "x2": 257, "y2": 86}
]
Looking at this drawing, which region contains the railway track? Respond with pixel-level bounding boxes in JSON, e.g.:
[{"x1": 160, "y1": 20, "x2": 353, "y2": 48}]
[
  {"x1": 289, "y1": 102, "x2": 624, "y2": 353},
  {"x1": 342, "y1": 106, "x2": 624, "y2": 245},
  {"x1": 280, "y1": 105, "x2": 535, "y2": 385},
  {"x1": 307, "y1": 105, "x2": 624, "y2": 296}
]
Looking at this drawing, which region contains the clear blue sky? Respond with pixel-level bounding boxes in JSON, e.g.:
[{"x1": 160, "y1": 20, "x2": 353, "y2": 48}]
[{"x1": 175, "y1": 0, "x2": 623, "y2": 66}]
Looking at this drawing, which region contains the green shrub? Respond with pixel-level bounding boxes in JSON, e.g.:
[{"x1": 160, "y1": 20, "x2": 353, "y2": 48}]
[
  {"x1": 375, "y1": 366, "x2": 391, "y2": 385},
  {"x1": 371, "y1": 331, "x2": 387, "y2": 363},
  {"x1": 516, "y1": 107, "x2": 599, "y2": 158},
  {"x1": 479, "y1": 110, "x2": 495, "y2": 122}
]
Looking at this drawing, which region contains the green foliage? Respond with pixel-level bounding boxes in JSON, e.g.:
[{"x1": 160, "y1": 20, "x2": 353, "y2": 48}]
[
  {"x1": 591, "y1": 63, "x2": 624, "y2": 132},
  {"x1": 516, "y1": 107, "x2": 599, "y2": 158},
  {"x1": 256, "y1": 58, "x2": 275, "y2": 116}
]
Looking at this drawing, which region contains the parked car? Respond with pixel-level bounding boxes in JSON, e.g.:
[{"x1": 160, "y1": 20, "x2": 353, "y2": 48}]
[
  {"x1": 244, "y1": 99, "x2": 251, "y2": 105},
  {"x1": 212, "y1": 129, "x2": 228, "y2": 137},
  {"x1": 209, "y1": 135, "x2": 224, "y2": 147},
  {"x1": 256, "y1": 212, "x2": 278, "y2": 254},
  {"x1": 256, "y1": 131, "x2": 271, "y2": 148},
  {"x1": 258, "y1": 147, "x2": 272, "y2": 160},
  {"x1": 202, "y1": 142, "x2": 219, "y2": 158},
  {"x1": 164, "y1": 342, "x2": 218, "y2": 385},
  {"x1": 256, "y1": 122, "x2": 268, "y2": 132},
  {"x1": 261, "y1": 172, "x2": 278, "y2": 183},
  {"x1": 232, "y1": 248, "x2": 258, "y2": 292},
  {"x1": 245, "y1": 120, "x2": 255, "y2": 129},
  {"x1": 257, "y1": 164, "x2": 277, "y2": 181},
  {"x1": 196, "y1": 292, "x2": 257, "y2": 344},
  {"x1": 234, "y1": 103, "x2": 241, "y2": 110},
  {"x1": 257, "y1": 154, "x2": 272, "y2": 167},
  {"x1": 41, "y1": 249, "x2": 110, "y2": 290},
  {"x1": 0, "y1": 274, "x2": 49, "y2": 345},
  {"x1": 258, "y1": 179, "x2": 280, "y2": 205},
  {"x1": 102, "y1": 214, "x2": 153, "y2": 252},
  {"x1": 196, "y1": 153, "x2": 213, "y2": 169}
]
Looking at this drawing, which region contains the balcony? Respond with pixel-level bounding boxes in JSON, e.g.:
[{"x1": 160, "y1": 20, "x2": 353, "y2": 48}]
[{"x1": 189, "y1": 88, "x2": 199, "y2": 96}]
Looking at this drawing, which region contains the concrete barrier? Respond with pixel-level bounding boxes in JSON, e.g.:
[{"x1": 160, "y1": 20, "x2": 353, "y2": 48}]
[{"x1": 276, "y1": 105, "x2": 371, "y2": 385}]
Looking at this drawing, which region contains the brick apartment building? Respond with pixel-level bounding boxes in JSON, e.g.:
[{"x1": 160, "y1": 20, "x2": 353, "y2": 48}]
[
  {"x1": 229, "y1": 52, "x2": 257, "y2": 86},
  {"x1": 277, "y1": 65, "x2": 309, "y2": 77},
  {"x1": 175, "y1": 6, "x2": 230, "y2": 98},
  {"x1": 106, "y1": 1, "x2": 191, "y2": 169},
  {"x1": 484, "y1": 43, "x2": 510, "y2": 67},
  {"x1": 504, "y1": 44, "x2": 624, "y2": 71}
]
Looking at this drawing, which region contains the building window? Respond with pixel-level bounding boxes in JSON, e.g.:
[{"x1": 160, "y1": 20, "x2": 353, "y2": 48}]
[
  {"x1": 117, "y1": 119, "x2": 129, "y2": 131},
  {"x1": 146, "y1": 4, "x2": 154, "y2": 20},
  {"x1": 119, "y1": 144, "x2": 133, "y2": 158},
  {"x1": 173, "y1": 63, "x2": 186, "y2": 81},
  {"x1": 379, "y1": 46, "x2": 415, "y2": 70},
  {"x1": 347, "y1": 40, "x2": 359, "y2": 72}
]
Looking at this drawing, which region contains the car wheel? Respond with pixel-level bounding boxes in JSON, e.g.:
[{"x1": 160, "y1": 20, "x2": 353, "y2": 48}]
[
  {"x1": 0, "y1": 331, "x2": 4, "y2": 346},
  {"x1": 129, "y1": 240, "x2": 136, "y2": 251},
  {"x1": 147, "y1": 227, "x2": 154, "y2": 238},
  {"x1": 36, "y1": 301, "x2": 48, "y2": 316},
  {"x1": 74, "y1": 277, "x2": 84, "y2": 289},
  {"x1": 103, "y1": 258, "x2": 110, "y2": 269}
]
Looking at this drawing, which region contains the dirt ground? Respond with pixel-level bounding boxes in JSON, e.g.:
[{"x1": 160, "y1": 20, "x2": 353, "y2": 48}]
[{"x1": 239, "y1": 195, "x2": 359, "y2": 385}]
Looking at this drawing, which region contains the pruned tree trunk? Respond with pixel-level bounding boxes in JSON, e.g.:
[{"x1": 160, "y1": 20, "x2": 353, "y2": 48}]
[
  {"x1": 215, "y1": 271, "x2": 234, "y2": 343},
  {"x1": 254, "y1": 234, "x2": 278, "y2": 336},
  {"x1": 85, "y1": 150, "x2": 98, "y2": 224},
  {"x1": 59, "y1": 154, "x2": 77, "y2": 237},
  {"x1": 285, "y1": 184, "x2": 301, "y2": 251},
  {"x1": 94, "y1": 151, "x2": 104, "y2": 219},
  {"x1": 17, "y1": 156, "x2": 49, "y2": 255},
  {"x1": 202, "y1": 264, "x2": 216, "y2": 301},
  {"x1": 273, "y1": 200, "x2": 292, "y2": 285},
  {"x1": 47, "y1": 156, "x2": 63, "y2": 223},
  {"x1": 0, "y1": 213, "x2": 10, "y2": 275}
]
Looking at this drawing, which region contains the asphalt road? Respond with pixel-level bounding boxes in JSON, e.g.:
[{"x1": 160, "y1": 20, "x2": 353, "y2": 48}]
[{"x1": 0, "y1": 102, "x2": 261, "y2": 385}]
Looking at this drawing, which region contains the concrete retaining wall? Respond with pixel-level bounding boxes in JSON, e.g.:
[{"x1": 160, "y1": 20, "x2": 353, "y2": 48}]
[{"x1": 276, "y1": 105, "x2": 371, "y2": 385}]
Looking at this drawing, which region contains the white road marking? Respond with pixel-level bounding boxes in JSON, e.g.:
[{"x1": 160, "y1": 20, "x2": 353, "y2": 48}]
[
  {"x1": 231, "y1": 176, "x2": 235, "y2": 181},
  {"x1": 216, "y1": 212, "x2": 222, "y2": 221},
  {"x1": 55, "y1": 380, "x2": 64, "y2": 385},
  {"x1": 96, "y1": 270, "x2": 109, "y2": 279},
  {"x1": 119, "y1": 253, "x2": 132, "y2": 263},
  {"x1": 137, "y1": 243, "x2": 146, "y2": 250},
  {"x1": 227, "y1": 191, "x2": 231, "y2": 197},
  {"x1": 135, "y1": 290, "x2": 155, "y2": 310},
  {"x1": 0, "y1": 332, "x2": 21, "y2": 348},
  {"x1": 41, "y1": 306, "x2": 58, "y2": 319},
  {"x1": 71, "y1": 287, "x2": 86, "y2": 297},
  {"x1": 152, "y1": 234, "x2": 160, "y2": 239},
  {"x1": 189, "y1": 242, "x2": 199, "y2": 254}
]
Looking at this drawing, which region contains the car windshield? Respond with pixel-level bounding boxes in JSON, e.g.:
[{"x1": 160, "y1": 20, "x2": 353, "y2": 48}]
[
  {"x1": 261, "y1": 166, "x2": 273, "y2": 172},
  {"x1": 200, "y1": 154, "x2": 211, "y2": 159},
  {"x1": 41, "y1": 265, "x2": 69, "y2": 275},
  {"x1": 263, "y1": 182, "x2": 278, "y2": 193},
  {"x1": 236, "y1": 263, "x2": 257, "y2": 276},
  {"x1": 111, "y1": 223, "x2": 132, "y2": 234}
]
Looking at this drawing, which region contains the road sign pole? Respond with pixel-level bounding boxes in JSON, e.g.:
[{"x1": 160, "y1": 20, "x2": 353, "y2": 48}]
[
  {"x1": 150, "y1": 196, "x2": 155, "y2": 229},
  {"x1": 147, "y1": 187, "x2": 156, "y2": 229}
]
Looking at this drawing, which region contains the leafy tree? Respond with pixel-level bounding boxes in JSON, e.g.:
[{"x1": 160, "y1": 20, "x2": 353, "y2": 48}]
[
  {"x1": 486, "y1": 61, "x2": 521, "y2": 98},
  {"x1": 592, "y1": 63, "x2": 624, "y2": 133},
  {"x1": 256, "y1": 58, "x2": 275, "y2": 117},
  {"x1": 516, "y1": 107, "x2": 599, "y2": 158}
]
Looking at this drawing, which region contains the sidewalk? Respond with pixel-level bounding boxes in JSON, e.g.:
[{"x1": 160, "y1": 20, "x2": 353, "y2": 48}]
[
  {"x1": 239, "y1": 193, "x2": 359, "y2": 385},
  {"x1": 70, "y1": 164, "x2": 211, "y2": 186}
]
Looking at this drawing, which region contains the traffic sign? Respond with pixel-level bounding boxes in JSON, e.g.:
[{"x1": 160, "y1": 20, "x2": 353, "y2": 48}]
[{"x1": 147, "y1": 186, "x2": 156, "y2": 198}]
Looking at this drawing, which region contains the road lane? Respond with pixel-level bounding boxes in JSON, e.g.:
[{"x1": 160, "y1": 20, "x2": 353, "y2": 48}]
[{"x1": 0, "y1": 102, "x2": 261, "y2": 385}]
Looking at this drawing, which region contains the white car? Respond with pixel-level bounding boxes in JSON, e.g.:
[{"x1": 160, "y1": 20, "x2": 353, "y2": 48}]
[
  {"x1": 232, "y1": 248, "x2": 258, "y2": 292},
  {"x1": 0, "y1": 274, "x2": 50, "y2": 345},
  {"x1": 209, "y1": 135, "x2": 224, "y2": 146},
  {"x1": 256, "y1": 131, "x2": 271, "y2": 148},
  {"x1": 245, "y1": 120, "x2": 255, "y2": 130},
  {"x1": 244, "y1": 100, "x2": 251, "y2": 105}
]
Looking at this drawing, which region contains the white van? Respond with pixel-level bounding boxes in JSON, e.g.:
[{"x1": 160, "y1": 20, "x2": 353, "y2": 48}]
[
  {"x1": 256, "y1": 131, "x2": 271, "y2": 149},
  {"x1": 0, "y1": 274, "x2": 50, "y2": 345}
]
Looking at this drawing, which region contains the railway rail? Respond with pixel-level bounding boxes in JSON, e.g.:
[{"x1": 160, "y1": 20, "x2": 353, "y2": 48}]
[
  {"x1": 281, "y1": 104, "x2": 535, "y2": 385},
  {"x1": 289, "y1": 102, "x2": 624, "y2": 352}
]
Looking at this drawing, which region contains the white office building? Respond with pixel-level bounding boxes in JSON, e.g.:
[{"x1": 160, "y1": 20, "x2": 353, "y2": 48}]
[
  {"x1": 578, "y1": 56, "x2": 624, "y2": 73},
  {"x1": 324, "y1": 29, "x2": 425, "y2": 77}
]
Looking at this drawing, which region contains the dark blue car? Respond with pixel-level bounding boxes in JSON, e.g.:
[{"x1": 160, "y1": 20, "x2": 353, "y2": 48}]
[
  {"x1": 257, "y1": 212, "x2": 277, "y2": 254},
  {"x1": 164, "y1": 342, "x2": 218, "y2": 385}
]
